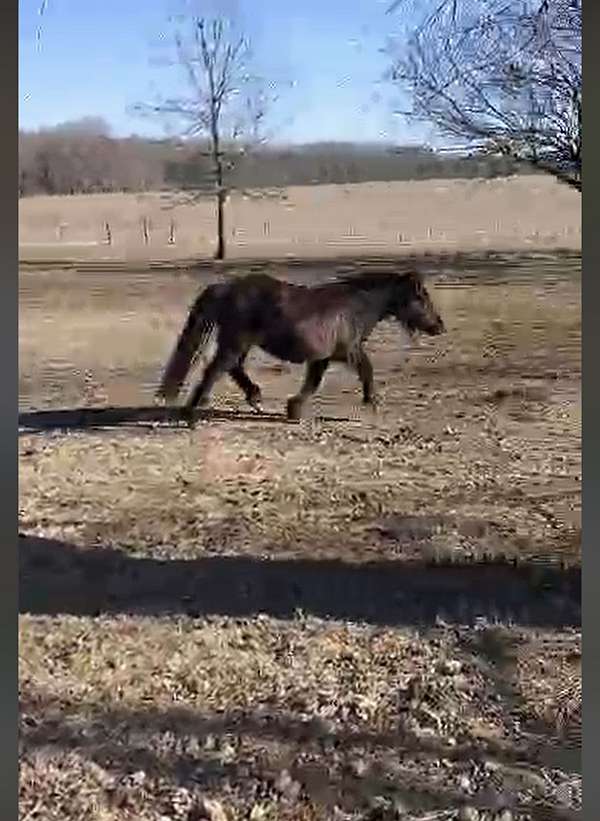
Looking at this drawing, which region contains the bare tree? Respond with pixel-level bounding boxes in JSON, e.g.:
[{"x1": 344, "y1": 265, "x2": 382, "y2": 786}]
[
  {"x1": 138, "y1": 15, "x2": 272, "y2": 259},
  {"x1": 386, "y1": 0, "x2": 581, "y2": 191}
]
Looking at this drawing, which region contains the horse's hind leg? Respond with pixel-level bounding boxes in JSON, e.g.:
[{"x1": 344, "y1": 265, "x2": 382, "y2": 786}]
[
  {"x1": 185, "y1": 347, "x2": 240, "y2": 425},
  {"x1": 287, "y1": 358, "x2": 330, "y2": 420},
  {"x1": 229, "y1": 354, "x2": 263, "y2": 412},
  {"x1": 353, "y1": 347, "x2": 378, "y2": 409}
]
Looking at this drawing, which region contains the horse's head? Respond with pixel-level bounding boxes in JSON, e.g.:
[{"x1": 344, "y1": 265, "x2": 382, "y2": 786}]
[{"x1": 392, "y1": 272, "x2": 445, "y2": 336}]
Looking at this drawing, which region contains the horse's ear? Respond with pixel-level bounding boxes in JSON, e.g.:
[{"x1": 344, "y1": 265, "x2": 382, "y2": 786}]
[{"x1": 403, "y1": 271, "x2": 422, "y2": 287}]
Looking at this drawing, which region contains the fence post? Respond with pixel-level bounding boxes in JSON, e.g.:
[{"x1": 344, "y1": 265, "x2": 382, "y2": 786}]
[{"x1": 141, "y1": 216, "x2": 150, "y2": 245}]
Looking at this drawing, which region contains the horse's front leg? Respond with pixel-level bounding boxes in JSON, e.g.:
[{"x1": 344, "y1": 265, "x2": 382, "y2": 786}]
[
  {"x1": 229, "y1": 353, "x2": 263, "y2": 412},
  {"x1": 353, "y1": 347, "x2": 379, "y2": 410},
  {"x1": 287, "y1": 358, "x2": 330, "y2": 420}
]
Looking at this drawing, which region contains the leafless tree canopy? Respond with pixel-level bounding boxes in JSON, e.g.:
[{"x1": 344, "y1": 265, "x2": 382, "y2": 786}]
[
  {"x1": 388, "y1": 0, "x2": 581, "y2": 191},
  {"x1": 18, "y1": 120, "x2": 171, "y2": 196},
  {"x1": 136, "y1": 15, "x2": 275, "y2": 258},
  {"x1": 19, "y1": 127, "x2": 538, "y2": 198}
]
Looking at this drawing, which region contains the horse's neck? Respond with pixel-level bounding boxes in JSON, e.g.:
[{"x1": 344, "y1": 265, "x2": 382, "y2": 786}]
[
  {"x1": 353, "y1": 287, "x2": 393, "y2": 332},
  {"x1": 369, "y1": 286, "x2": 394, "y2": 321}
]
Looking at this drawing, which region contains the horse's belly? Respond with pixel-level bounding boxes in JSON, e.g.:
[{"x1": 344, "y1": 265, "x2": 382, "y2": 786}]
[
  {"x1": 258, "y1": 316, "x2": 339, "y2": 363},
  {"x1": 259, "y1": 336, "x2": 308, "y2": 364}
]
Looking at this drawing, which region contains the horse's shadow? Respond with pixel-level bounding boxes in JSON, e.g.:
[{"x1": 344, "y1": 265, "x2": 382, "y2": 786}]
[
  {"x1": 19, "y1": 534, "x2": 581, "y2": 628},
  {"x1": 18, "y1": 404, "x2": 355, "y2": 434}
]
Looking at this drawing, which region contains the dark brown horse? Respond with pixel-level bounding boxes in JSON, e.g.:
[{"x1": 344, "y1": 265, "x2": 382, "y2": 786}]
[{"x1": 157, "y1": 269, "x2": 445, "y2": 421}]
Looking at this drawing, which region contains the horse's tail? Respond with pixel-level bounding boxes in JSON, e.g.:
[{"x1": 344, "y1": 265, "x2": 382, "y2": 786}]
[{"x1": 156, "y1": 284, "x2": 220, "y2": 401}]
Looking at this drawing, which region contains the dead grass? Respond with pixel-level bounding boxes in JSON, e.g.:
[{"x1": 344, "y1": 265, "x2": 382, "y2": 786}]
[
  {"x1": 19, "y1": 176, "x2": 581, "y2": 263},
  {"x1": 19, "y1": 613, "x2": 582, "y2": 820},
  {"x1": 19, "y1": 254, "x2": 581, "y2": 820}
]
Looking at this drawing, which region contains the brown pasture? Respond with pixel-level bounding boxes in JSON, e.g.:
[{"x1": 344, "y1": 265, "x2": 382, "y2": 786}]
[{"x1": 19, "y1": 195, "x2": 581, "y2": 819}]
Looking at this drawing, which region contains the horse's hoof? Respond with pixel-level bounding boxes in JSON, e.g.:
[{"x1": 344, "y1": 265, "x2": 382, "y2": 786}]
[
  {"x1": 363, "y1": 396, "x2": 381, "y2": 414},
  {"x1": 247, "y1": 388, "x2": 264, "y2": 413},
  {"x1": 286, "y1": 397, "x2": 304, "y2": 421},
  {"x1": 181, "y1": 407, "x2": 197, "y2": 429}
]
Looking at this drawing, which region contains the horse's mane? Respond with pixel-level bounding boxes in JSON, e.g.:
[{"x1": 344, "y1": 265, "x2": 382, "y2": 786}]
[{"x1": 332, "y1": 269, "x2": 420, "y2": 292}]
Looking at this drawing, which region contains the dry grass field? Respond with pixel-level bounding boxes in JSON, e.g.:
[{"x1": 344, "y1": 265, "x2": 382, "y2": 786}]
[
  {"x1": 19, "y1": 244, "x2": 581, "y2": 820},
  {"x1": 19, "y1": 176, "x2": 581, "y2": 263}
]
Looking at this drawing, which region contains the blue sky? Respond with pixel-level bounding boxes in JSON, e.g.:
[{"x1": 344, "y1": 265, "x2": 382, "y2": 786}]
[{"x1": 19, "y1": 0, "x2": 430, "y2": 145}]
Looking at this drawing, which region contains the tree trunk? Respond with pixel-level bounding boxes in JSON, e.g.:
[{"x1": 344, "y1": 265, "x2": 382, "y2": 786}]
[
  {"x1": 215, "y1": 187, "x2": 225, "y2": 260},
  {"x1": 211, "y1": 125, "x2": 226, "y2": 260}
]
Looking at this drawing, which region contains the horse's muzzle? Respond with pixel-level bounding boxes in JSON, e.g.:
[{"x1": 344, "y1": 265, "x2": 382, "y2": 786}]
[{"x1": 427, "y1": 316, "x2": 445, "y2": 335}]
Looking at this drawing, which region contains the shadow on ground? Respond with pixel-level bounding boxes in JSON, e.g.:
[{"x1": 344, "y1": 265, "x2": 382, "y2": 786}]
[
  {"x1": 455, "y1": 629, "x2": 581, "y2": 776},
  {"x1": 19, "y1": 535, "x2": 580, "y2": 628},
  {"x1": 18, "y1": 405, "x2": 358, "y2": 434},
  {"x1": 19, "y1": 686, "x2": 580, "y2": 821},
  {"x1": 18, "y1": 405, "x2": 293, "y2": 432}
]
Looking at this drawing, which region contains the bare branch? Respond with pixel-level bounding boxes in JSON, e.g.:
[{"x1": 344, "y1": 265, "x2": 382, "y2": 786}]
[
  {"x1": 387, "y1": 0, "x2": 581, "y2": 190},
  {"x1": 136, "y1": 13, "x2": 278, "y2": 258}
]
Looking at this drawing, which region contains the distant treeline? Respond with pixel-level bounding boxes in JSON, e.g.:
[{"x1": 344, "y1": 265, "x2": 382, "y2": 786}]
[{"x1": 19, "y1": 118, "x2": 537, "y2": 197}]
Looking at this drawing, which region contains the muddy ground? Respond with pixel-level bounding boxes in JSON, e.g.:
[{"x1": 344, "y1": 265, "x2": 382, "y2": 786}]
[{"x1": 19, "y1": 252, "x2": 581, "y2": 821}]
